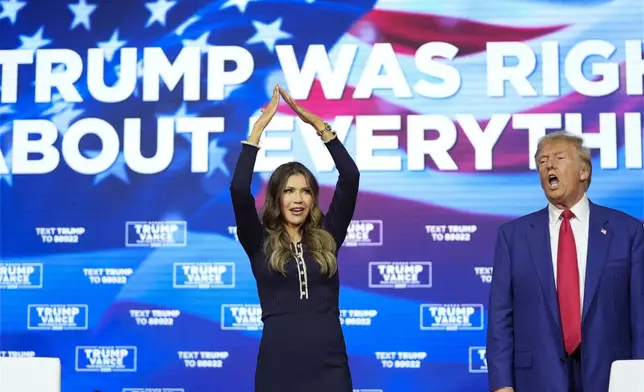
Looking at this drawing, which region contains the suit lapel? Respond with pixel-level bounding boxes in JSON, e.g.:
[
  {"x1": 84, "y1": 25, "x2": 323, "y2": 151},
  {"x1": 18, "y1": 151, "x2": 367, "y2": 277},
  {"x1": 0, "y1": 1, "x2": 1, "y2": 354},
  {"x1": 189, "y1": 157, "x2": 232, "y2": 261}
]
[
  {"x1": 582, "y1": 202, "x2": 611, "y2": 324},
  {"x1": 528, "y1": 208, "x2": 561, "y2": 329}
]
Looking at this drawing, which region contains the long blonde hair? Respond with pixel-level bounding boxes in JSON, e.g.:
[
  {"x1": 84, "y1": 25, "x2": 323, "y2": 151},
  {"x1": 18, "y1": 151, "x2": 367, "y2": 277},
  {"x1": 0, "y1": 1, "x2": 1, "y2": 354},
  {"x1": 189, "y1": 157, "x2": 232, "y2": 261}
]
[{"x1": 261, "y1": 162, "x2": 337, "y2": 277}]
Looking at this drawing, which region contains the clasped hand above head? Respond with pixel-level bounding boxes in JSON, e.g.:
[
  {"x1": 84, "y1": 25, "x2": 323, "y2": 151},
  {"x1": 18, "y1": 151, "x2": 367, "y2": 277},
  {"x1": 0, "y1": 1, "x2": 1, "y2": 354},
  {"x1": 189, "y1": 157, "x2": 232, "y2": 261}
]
[{"x1": 248, "y1": 84, "x2": 333, "y2": 145}]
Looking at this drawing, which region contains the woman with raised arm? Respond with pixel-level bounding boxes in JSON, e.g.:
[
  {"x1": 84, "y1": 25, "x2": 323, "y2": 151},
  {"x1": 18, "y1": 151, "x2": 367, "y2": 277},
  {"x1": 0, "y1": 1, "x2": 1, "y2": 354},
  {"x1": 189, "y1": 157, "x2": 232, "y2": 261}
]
[{"x1": 229, "y1": 85, "x2": 360, "y2": 392}]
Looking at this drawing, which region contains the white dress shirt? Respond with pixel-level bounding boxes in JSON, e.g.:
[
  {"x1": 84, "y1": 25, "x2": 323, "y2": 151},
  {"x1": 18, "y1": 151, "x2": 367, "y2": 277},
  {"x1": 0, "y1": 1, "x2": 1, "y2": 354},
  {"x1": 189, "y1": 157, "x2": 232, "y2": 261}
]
[{"x1": 548, "y1": 194, "x2": 589, "y2": 312}]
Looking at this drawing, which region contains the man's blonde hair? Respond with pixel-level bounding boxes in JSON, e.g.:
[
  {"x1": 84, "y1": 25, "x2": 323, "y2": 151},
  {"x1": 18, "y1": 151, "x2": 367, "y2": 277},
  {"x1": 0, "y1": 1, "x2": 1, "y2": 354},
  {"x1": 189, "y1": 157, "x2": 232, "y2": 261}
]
[{"x1": 534, "y1": 131, "x2": 592, "y2": 191}]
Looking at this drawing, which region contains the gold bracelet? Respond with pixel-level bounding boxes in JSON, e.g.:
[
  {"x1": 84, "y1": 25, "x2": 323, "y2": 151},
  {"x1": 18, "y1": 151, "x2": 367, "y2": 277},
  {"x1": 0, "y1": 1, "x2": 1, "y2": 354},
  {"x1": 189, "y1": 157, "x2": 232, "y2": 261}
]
[{"x1": 317, "y1": 122, "x2": 336, "y2": 137}]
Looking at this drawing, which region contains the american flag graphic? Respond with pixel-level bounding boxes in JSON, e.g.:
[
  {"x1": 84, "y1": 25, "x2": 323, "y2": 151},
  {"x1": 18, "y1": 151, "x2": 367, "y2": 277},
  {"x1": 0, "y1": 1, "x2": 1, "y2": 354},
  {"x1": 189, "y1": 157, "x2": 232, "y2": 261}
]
[{"x1": 0, "y1": 0, "x2": 642, "y2": 391}]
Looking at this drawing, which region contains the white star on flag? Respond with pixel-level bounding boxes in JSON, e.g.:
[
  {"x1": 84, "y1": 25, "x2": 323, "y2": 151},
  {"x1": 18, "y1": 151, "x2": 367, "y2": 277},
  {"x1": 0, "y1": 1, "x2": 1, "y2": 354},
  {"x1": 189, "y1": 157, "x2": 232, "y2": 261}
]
[
  {"x1": 0, "y1": 0, "x2": 26, "y2": 24},
  {"x1": 145, "y1": 0, "x2": 177, "y2": 28},
  {"x1": 98, "y1": 29, "x2": 127, "y2": 62},
  {"x1": 18, "y1": 26, "x2": 51, "y2": 50},
  {"x1": 207, "y1": 139, "x2": 229, "y2": 177},
  {"x1": 68, "y1": 0, "x2": 97, "y2": 30},
  {"x1": 246, "y1": 18, "x2": 292, "y2": 52},
  {"x1": 182, "y1": 31, "x2": 212, "y2": 54}
]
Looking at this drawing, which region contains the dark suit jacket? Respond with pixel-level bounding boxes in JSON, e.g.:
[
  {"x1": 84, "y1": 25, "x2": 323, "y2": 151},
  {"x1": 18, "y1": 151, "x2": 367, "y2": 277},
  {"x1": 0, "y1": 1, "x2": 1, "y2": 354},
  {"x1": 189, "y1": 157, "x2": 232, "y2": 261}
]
[{"x1": 486, "y1": 201, "x2": 644, "y2": 392}]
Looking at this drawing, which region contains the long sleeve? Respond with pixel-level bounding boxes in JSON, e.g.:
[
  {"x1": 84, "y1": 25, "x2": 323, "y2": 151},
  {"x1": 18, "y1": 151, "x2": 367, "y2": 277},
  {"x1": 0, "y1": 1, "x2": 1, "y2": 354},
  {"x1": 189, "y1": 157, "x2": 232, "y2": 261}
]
[
  {"x1": 322, "y1": 137, "x2": 360, "y2": 250},
  {"x1": 486, "y1": 226, "x2": 515, "y2": 391},
  {"x1": 631, "y1": 222, "x2": 644, "y2": 357},
  {"x1": 230, "y1": 142, "x2": 265, "y2": 259}
]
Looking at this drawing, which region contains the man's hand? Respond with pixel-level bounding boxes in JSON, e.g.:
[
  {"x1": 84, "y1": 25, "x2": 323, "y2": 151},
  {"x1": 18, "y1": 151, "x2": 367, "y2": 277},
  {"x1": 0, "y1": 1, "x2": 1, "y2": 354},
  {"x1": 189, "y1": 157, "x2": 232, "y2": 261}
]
[{"x1": 495, "y1": 388, "x2": 514, "y2": 392}]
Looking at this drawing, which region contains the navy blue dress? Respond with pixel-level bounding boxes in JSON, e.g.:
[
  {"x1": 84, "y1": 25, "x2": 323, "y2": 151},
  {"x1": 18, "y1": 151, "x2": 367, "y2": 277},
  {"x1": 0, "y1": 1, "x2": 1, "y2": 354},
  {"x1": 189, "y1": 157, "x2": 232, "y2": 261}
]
[{"x1": 230, "y1": 137, "x2": 360, "y2": 392}]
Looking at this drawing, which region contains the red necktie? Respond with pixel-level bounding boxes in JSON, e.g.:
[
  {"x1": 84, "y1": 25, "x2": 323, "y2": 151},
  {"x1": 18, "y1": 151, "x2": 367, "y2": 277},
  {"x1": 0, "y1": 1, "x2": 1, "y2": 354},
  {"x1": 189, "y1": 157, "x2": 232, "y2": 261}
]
[{"x1": 557, "y1": 209, "x2": 581, "y2": 354}]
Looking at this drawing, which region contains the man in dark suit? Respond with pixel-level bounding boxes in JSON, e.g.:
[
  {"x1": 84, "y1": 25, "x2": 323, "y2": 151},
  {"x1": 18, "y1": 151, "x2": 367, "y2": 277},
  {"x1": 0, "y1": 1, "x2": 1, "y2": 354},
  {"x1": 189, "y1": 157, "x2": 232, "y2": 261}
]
[{"x1": 486, "y1": 131, "x2": 644, "y2": 392}]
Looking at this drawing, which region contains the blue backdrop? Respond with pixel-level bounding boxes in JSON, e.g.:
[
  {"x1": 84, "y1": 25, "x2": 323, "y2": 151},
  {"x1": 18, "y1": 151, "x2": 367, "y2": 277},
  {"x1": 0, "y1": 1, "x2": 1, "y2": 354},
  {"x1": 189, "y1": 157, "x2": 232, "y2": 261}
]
[{"x1": 1, "y1": 0, "x2": 643, "y2": 391}]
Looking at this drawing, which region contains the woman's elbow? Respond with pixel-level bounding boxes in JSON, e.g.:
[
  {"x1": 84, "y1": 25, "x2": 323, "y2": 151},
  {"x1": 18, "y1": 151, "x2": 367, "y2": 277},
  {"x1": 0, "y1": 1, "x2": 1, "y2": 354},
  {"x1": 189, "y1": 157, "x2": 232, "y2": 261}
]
[
  {"x1": 348, "y1": 166, "x2": 360, "y2": 183},
  {"x1": 229, "y1": 182, "x2": 247, "y2": 196}
]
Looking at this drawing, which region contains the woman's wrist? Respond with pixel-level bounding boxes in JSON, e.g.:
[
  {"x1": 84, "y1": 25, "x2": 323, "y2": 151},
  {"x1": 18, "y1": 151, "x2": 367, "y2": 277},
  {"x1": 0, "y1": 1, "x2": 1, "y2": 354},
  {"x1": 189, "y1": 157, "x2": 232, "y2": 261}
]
[
  {"x1": 247, "y1": 128, "x2": 263, "y2": 145},
  {"x1": 315, "y1": 122, "x2": 336, "y2": 142}
]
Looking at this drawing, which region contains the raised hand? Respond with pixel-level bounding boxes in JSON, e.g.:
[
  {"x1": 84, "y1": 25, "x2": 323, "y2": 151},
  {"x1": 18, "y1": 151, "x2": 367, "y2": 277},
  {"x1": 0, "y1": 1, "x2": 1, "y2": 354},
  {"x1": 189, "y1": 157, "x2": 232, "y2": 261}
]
[
  {"x1": 252, "y1": 84, "x2": 280, "y2": 134},
  {"x1": 247, "y1": 85, "x2": 280, "y2": 145},
  {"x1": 278, "y1": 86, "x2": 325, "y2": 132}
]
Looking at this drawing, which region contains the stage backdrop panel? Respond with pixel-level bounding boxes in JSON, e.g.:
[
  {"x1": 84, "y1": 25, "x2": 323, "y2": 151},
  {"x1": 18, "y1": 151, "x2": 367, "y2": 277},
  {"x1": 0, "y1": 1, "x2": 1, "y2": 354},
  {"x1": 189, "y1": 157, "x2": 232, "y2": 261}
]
[{"x1": 0, "y1": 0, "x2": 643, "y2": 391}]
